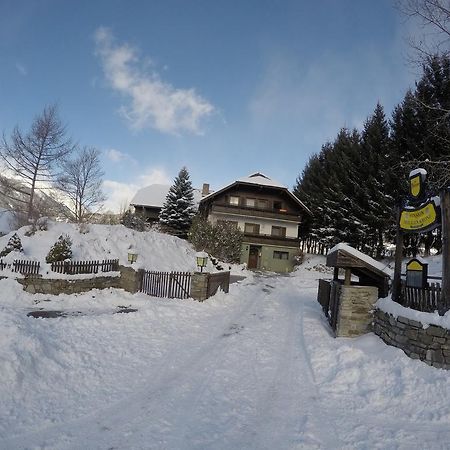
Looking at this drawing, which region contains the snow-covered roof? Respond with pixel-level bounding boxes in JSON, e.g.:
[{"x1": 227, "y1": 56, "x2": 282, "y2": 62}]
[
  {"x1": 200, "y1": 172, "x2": 310, "y2": 214},
  {"x1": 131, "y1": 184, "x2": 203, "y2": 208},
  {"x1": 131, "y1": 184, "x2": 171, "y2": 208},
  {"x1": 328, "y1": 243, "x2": 392, "y2": 276},
  {"x1": 237, "y1": 172, "x2": 286, "y2": 189}
]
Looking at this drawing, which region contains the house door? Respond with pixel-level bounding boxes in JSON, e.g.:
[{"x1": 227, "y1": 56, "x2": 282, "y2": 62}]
[{"x1": 248, "y1": 246, "x2": 261, "y2": 269}]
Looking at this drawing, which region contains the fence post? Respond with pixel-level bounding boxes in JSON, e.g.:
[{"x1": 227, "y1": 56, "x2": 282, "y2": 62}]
[
  {"x1": 119, "y1": 265, "x2": 144, "y2": 293},
  {"x1": 190, "y1": 272, "x2": 209, "y2": 301},
  {"x1": 440, "y1": 188, "x2": 450, "y2": 314}
]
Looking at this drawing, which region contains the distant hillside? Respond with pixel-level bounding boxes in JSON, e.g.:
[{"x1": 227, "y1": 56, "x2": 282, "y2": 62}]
[{"x1": 0, "y1": 174, "x2": 71, "y2": 225}]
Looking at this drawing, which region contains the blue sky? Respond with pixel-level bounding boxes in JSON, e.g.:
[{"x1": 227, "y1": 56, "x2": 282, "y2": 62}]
[{"x1": 1, "y1": 0, "x2": 419, "y2": 211}]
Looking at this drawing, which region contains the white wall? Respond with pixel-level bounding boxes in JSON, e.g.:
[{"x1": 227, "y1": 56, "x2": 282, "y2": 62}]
[{"x1": 209, "y1": 212, "x2": 298, "y2": 238}]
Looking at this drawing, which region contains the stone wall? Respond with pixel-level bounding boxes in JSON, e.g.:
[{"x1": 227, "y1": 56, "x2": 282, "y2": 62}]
[
  {"x1": 17, "y1": 265, "x2": 140, "y2": 296},
  {"x1": 19, "y1": 275, "x2": 121, "y2": 295},
  {"x1": 336, "y1": 285, "x2": 379, "y2": 337},
  {"x1": 373, "y1": 309, "x2": 450, "y2": 369}
]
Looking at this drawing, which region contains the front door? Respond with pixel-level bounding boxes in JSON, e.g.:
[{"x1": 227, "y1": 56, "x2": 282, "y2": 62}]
[{"x1": 248, "y1": 246, "x2": 260, "y2": 269}]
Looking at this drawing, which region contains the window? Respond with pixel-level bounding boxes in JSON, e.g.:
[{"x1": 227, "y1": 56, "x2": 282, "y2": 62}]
[
  {"x1": 273, "y1": 201, "x2": 283, "y2": 211},
  {"x1": 273, "y1": 251, "x2": 289, "y2": 260},
  {"x1": 244, "y1": 223, "x2": 260, "y2": 234},
  {"x1": 245, "y1": 198, "x2": 256, "y2": 207},
  {"x1": 271, "y1": 226, "x2": 286, "y2": 237},
  {"x1": 229, "y1": 196, "x2": 239, "y2": 206},
  {"x1": 257, "y1": 199, "x2": 268, "y2": 209}
]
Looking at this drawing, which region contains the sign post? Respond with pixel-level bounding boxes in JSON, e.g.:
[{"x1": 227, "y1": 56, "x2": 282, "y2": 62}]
[
  {"x1": 441, "y1": 188, "x2": 450, "y2": 313},
  {"x1": 394, "y1": 168, "x2": 446, "y2": 312}
]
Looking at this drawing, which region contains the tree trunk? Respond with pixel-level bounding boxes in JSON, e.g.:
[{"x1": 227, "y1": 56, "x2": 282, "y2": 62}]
[{"x1": 440, "y1": 189, "x2": 450, "y2": 314}]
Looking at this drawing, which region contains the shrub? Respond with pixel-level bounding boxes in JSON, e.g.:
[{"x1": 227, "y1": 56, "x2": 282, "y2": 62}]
[
  {"x1": 120, "y1": 210, "x2": 147, "y2": 232},
  {"x1": 0, "y1": 233, "x2": 24, "y2": 257},
  {"x1": 189, "y1": 216, "x2": 243, "y2": 264},
  {"x1": 46, "y1": 234, "x2": 73, "y2": 263}
]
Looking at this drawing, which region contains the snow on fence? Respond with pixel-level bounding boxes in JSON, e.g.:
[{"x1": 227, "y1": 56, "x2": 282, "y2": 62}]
[
  {"x1": 140, "y1": 271, "x2": 192, "y2": 299},
  {"x1": 51, "y1": 259, "x2": 119, "y2": 275}
]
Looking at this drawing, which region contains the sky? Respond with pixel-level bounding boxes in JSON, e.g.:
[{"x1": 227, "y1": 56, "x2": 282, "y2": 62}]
[{"x1": 1, "y1": 0, "x2": 421, "y2": 212}]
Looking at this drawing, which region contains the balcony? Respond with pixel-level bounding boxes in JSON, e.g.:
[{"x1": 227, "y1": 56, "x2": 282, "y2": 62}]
[
  {"x1": 242, "y1": 232, "x2": 300, "y2": 248},
  {"x1": 211, "y1": 203, "x2": 301, "y2": 222}
]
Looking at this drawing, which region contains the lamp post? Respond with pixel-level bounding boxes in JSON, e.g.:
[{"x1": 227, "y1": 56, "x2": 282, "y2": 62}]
[
  {"x1": 196, "y1": 251, "x2": 208, "y2": 272},
  {"x1": 128, "y1": 247, "x2": 138, "y2": 265}
]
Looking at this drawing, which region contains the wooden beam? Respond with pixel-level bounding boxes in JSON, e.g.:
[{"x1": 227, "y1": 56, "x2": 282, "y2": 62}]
[
  {"x1": 344, "y1": 268, "x2": 352, "y2": 286},
  {"x1": 392, "y1": 208, "x2": 404, "y2": 303}
]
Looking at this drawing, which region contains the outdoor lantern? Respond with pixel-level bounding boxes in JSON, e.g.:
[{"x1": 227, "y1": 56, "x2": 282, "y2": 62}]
[
  {"x1": 196, "y1": 251, "x2": 208, "y2": 272},
  {"x1": 128, "y1": 248, "x2": 138, "y2": 264}
]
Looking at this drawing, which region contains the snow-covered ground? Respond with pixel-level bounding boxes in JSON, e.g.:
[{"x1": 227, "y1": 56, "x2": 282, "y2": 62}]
[{"x1": 1, "y1": 236, "x2": 450, "y2": 449}]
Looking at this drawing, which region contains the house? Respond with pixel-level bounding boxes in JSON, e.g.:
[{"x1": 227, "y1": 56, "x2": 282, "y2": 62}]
[
  {"x1": 199, "y1": 173, "x2": 311, "y2": 272},
  {"x1": 130, "y1": 184, "x2": 204, "y2": 222}
]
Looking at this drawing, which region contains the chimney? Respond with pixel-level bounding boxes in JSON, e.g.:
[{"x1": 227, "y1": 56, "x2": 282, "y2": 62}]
[{"x1": 202, "y1": 183, "x2": 210, "y2": 196}]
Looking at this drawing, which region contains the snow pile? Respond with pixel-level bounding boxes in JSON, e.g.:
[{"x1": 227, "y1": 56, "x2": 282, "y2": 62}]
[{"x1": 0, "y1": 221, "x2": 210, "y2": 273}]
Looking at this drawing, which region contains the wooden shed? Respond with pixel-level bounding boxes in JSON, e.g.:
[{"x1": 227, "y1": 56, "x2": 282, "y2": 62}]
[{"x1": 318, "y1": 243, "x2": 391, "y2": 337}]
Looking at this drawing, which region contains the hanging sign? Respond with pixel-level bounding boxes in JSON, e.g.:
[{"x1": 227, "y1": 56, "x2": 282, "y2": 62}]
[
  {"x1": 399, "y1": 168, "x2": 441, "y2": 233},
  {"x1": 399, "y1": 199, "x2": 440, "y2": 232}
]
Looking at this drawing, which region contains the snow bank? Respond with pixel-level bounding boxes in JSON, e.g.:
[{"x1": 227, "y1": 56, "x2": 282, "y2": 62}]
[{"x1": 0, "y1": 222, "x2": 208, "y2": 273}]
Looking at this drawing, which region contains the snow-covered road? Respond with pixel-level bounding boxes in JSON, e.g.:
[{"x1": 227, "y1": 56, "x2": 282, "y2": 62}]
[{"x1": 2, "y1": 268, "x2": 450, "y2": 449}]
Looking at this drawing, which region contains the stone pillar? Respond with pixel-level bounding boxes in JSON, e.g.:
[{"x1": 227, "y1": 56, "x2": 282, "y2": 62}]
[
  {"x1": 191, "y1": 272, "x2": 209, "y2": 301},
  {"x1": 336, "y1": 285, "x2": 379, "y2": 337},
  {"x1": 119, "y1": 265, "x2": 144, "y2": 294}
]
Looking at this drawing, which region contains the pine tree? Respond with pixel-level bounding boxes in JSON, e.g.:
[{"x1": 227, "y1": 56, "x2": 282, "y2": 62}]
[
  {"x1": 0, "y1": 233, "x2": 24, "y2": 257},
  {"x1": 159, "y1": 167, "x2": 196, "y2": 238},
  {"x1": 359, "y1": 103, "x2": 394, "y2": 257},
  {"x1": 46, "y1": 234, "x2": 72, "y2": 263}
]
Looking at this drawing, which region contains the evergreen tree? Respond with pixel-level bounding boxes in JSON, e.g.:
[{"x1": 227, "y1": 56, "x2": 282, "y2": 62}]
[
  {"x1": 46, "y1": 234, "x2": 72, "y2": 263},
  {"x1": 159, "y1": 167, "x2": 196, "y2": 238},
  {"x1": 359, "y1": 103, "x2": 394, "y2": 257},
  {"x1": 0, "y1": 233, "x2": 23, "y2": 257}
]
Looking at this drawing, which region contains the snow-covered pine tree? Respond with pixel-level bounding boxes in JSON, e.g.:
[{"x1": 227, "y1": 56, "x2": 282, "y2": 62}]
[
  {"x1": 159, "y1": 167, "x2": 196, "y2": 238},
  {"x1": 359, "y1": 103, "x2": 394, "y2": 257},
  {"x1": 0, "y1": 233, "x2": 24, "y2": 257}
]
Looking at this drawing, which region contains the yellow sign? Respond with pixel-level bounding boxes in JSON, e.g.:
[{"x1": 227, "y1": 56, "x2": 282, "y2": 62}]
[
  {"x1": 399, "y1": 201, "x2": 438, "y2": 231},
  {"x1": 410, "y1": 174, "x2": 421, "y2": 198},
  {"x1": 406, "y1": 260, "x2": 423, "y2": 271}
]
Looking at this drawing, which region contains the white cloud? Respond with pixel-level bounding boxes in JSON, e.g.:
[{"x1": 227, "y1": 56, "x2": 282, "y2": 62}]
[
  {"x1": 105, "y1": 148, "x2": 130, "y2": 163},
  {"x1": 94, "y1": 27, "x2": 215, "y2": 135},
  {"x1": 102, "y1": 167, "x2": 171, "y2": 213}
]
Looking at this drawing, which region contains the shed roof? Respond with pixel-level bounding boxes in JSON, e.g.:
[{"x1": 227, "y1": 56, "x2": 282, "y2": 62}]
[{"x1": 327, "y1": 243, "x2": 392, "y2": 278}]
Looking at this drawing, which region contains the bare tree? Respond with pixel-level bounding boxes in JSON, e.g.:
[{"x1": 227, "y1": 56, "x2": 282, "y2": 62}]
[
  {"x1": 397, "y1": 0, "x2": 450, "y2": 59},
  {"x1": 0, "y1": 105, "x2": 73, "y2": 222},
  {"x1": 56, "y1": 146, "x2": 106, "y2": 222}
]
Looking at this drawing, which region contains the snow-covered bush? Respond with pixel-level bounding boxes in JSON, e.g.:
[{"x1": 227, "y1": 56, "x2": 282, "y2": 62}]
[
  {"x1": 0, "y1": 233, "x2": 24, "y2": 257},
  {"x1": 189, "y1": 217, "x2": 243, "y2": 263},
  {"x1": 46, "y1": 234, "x2": 73, "y2": 263},
  {"x1": 120, "y1": 211, "x2": 146, "y2": 232}
]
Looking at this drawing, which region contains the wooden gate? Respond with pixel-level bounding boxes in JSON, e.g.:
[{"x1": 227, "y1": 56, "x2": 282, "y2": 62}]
[
  {"x1": 207, "y1": 271, "x2": 230, "y2": 298},
  {"x1": 140, "y1": 271, "x2": 192, "y2": 299}
]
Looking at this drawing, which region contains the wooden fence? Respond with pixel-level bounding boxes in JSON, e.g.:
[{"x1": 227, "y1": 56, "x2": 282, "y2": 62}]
[
  {"x1": 140, "y1": 271, "x2": 192, "y2": 299},
  {"x1": 399, "y1": 281, "x2": 443, "y2": 313},
  {"x1": 12, "y1": 260, "x2": 40, "y2": 275},
  {"x1": 51, "y1": 259, "x2": 119, "y2": 275},
  {"x1": 207, "y1": 271, "x2": 230, "y2": 297}
]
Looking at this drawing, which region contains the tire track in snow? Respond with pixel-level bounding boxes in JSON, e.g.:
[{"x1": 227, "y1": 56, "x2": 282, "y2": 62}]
[
  {"x1": 236, "y1": 279, "x2": 343, "y2": 450},
  {"x1": 1, "y1": 282, "x2": 264, "y2": 450}
]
